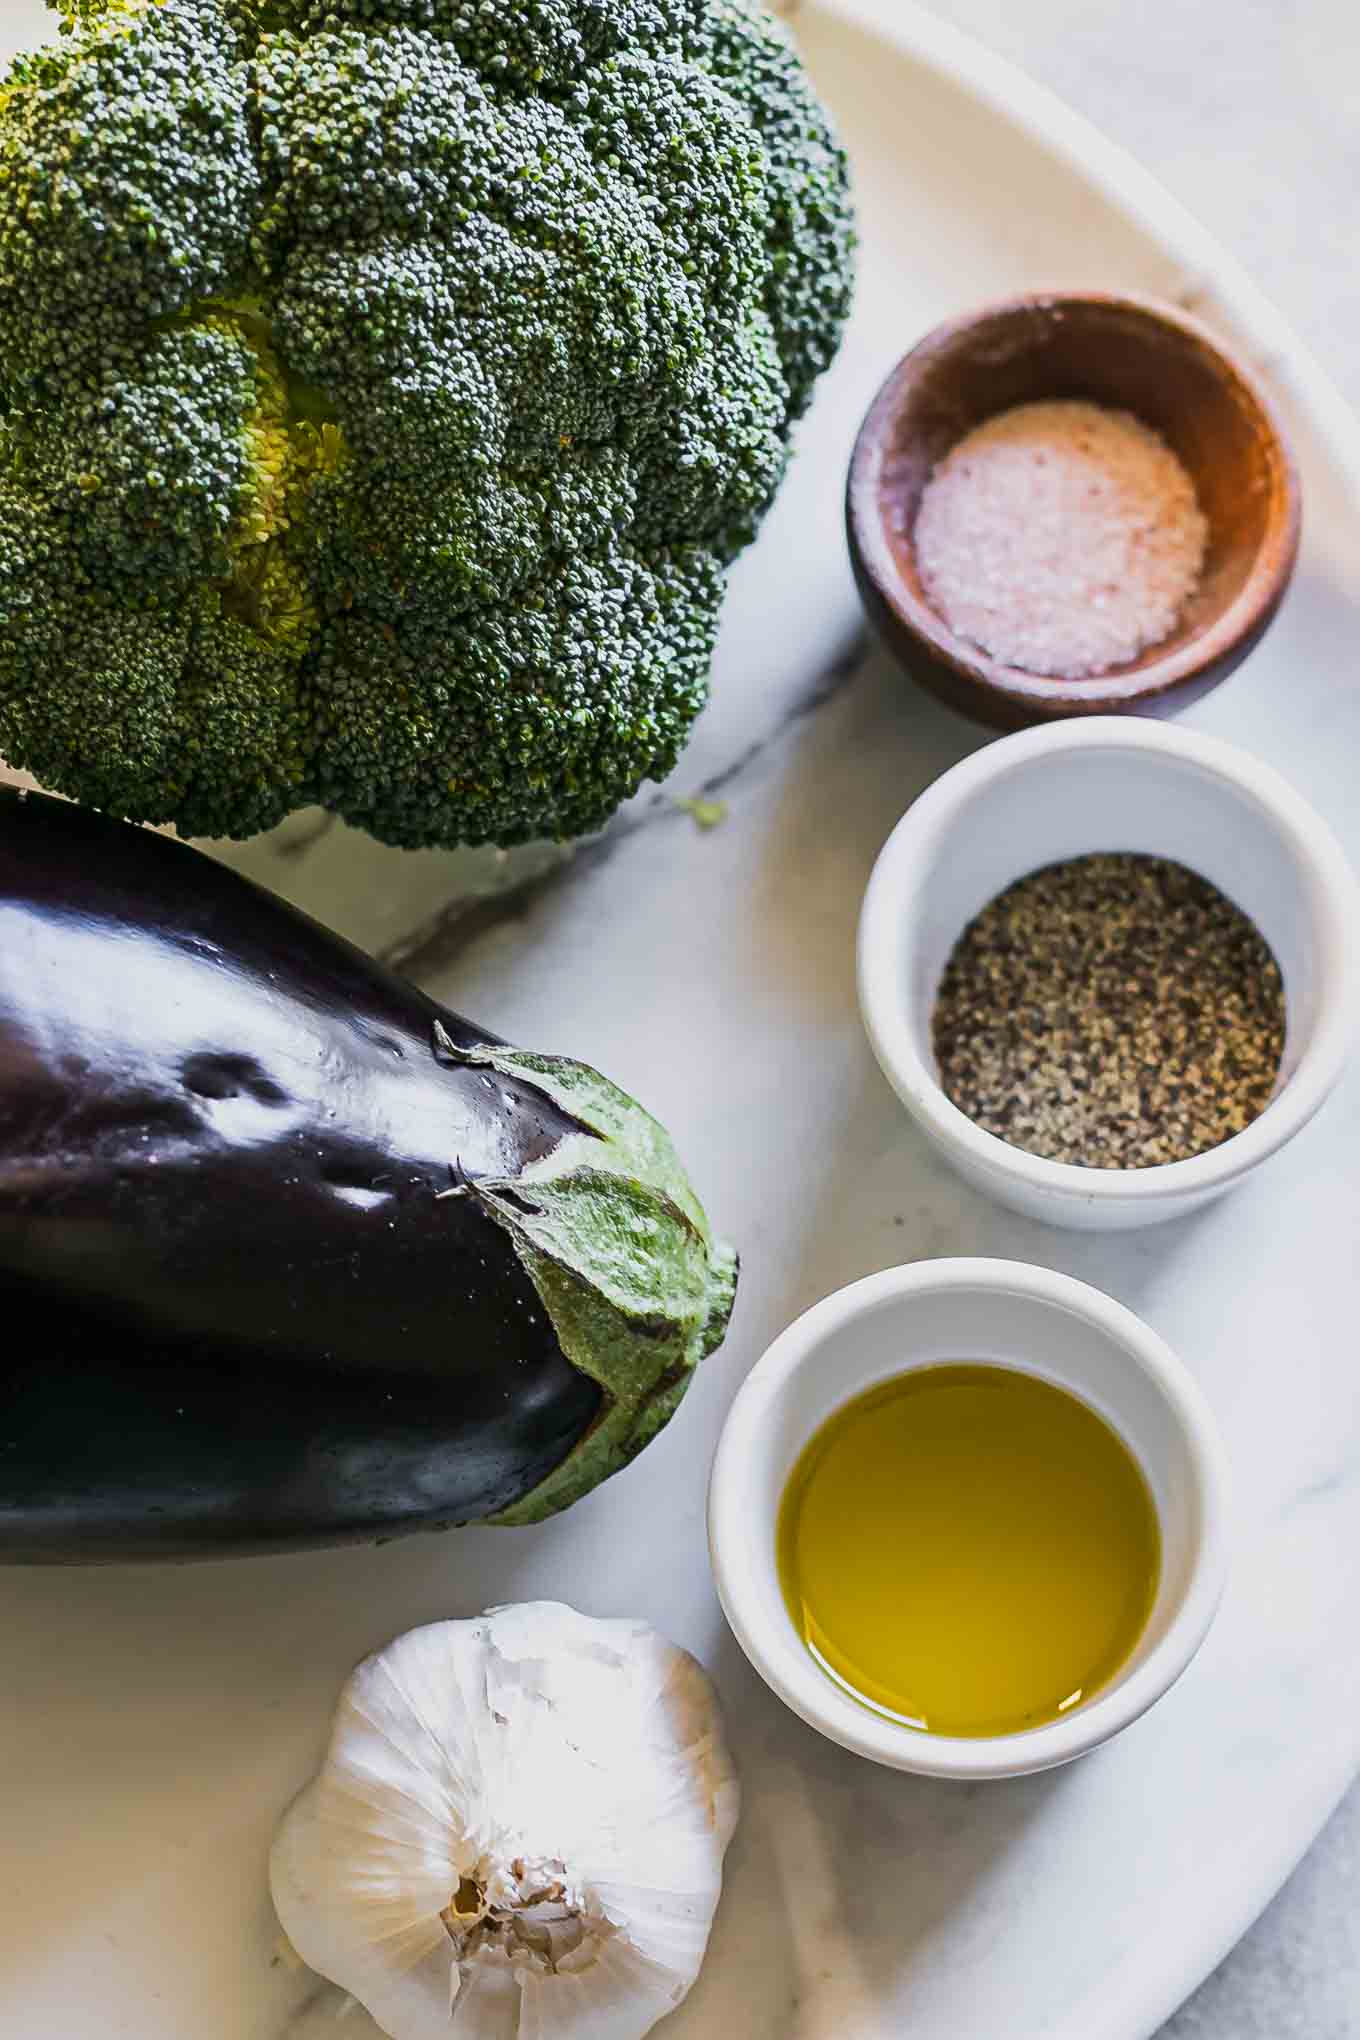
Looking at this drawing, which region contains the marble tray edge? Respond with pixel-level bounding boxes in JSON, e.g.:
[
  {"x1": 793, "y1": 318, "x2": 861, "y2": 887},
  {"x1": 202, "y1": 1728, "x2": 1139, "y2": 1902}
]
[{"x1": 812, "y1": 0, "x2": 1360, "y2": 500}]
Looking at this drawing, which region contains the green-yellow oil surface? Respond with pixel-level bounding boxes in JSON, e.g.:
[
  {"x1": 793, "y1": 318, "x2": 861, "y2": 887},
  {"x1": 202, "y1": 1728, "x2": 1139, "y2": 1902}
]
[{"x1": 777, "y1": 1365, "x2": 1161, "y2": 1738}]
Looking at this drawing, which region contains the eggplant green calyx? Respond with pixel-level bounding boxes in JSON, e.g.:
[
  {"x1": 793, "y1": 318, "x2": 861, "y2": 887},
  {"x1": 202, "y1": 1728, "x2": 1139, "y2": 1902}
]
[{"x1": 431, "y1": 1030, "x2": 737, "y2": 1524}]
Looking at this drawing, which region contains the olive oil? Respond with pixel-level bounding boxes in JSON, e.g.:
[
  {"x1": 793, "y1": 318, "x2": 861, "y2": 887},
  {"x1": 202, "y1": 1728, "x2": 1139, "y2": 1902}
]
[{"x1": 777, "y1": 1365, "x2": 1160, "y2": 1738}]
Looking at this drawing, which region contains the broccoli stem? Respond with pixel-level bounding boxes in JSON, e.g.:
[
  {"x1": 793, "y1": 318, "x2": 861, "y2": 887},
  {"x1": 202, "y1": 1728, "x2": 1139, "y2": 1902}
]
[
  {"x1": 153, "y1": 295, "x2": 346, "y2": 653},
  {"x1": 51, "y1": 1, "x2": 166, "y2": 31}
]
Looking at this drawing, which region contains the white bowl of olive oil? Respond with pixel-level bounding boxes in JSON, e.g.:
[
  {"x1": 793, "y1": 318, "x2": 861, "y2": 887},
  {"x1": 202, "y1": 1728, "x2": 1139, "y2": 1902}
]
[{"x1": 708, "y1": 1258, "x2": 1229, "y2": 1779}]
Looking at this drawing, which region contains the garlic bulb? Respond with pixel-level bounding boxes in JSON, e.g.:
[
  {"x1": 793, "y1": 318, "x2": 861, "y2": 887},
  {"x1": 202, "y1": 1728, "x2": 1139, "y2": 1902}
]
[{"x1": 271, "y1": 1603, "x2": 739, "y2": 2040}]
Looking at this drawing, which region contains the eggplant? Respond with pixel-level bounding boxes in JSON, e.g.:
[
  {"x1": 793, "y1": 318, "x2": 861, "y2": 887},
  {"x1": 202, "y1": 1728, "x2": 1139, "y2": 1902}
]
[{"x1": 0, "y1": 788, "x2": 735, "y2": 1561}]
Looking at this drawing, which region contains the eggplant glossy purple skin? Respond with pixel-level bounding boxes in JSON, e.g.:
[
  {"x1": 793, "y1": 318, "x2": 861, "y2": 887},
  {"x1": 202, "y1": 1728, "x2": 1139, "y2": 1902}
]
[{"x1": 0, "y1": 788, "x2": 602, "y2": 1561}]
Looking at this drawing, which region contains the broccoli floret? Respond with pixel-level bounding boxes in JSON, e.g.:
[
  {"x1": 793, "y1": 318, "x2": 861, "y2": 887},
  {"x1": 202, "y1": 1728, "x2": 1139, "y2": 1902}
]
[
  {"x1": 0, "y1": 2, "x2": 259, "y2": 390},
  {"x1": 0, "y1": 0, "x2": 854, "y2": 846},
  {"x1": 0, "y1": 472, "x2": 308, "y2": 834},
  {"x1": 307, "y1": 543, "x2": 723, "y2": 847}
]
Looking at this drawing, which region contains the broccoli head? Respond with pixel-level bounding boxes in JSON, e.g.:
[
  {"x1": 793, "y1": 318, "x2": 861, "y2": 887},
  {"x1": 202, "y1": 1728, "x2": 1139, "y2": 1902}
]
[{"x1": 0, "y1": 0, "x2": 853, "y2": 846}]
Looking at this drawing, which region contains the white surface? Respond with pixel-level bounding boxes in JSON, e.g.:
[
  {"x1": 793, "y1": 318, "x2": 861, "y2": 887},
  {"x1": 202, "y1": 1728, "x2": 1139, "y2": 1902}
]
[
  {"x1": 1, "y1": 4, "x2": 1359, "y2": 2040},
  {"x1": 857, "y1": 719, "x2": 1360, "y2": 1228},
  {"x1": 709, "y1": 1260, "x2": 1229, "y2": 1777}
]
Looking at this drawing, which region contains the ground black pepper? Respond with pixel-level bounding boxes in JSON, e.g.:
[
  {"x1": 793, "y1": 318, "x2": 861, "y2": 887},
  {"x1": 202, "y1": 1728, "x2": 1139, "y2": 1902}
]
[{"x1": 931, "y1": 853, "x2": 1286, "y2": 1169}]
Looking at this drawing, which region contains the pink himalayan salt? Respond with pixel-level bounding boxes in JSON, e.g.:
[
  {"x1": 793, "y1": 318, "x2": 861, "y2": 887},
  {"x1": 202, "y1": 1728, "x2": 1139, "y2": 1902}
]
[{"x1": 913, "y1": 399, "x2": 1208, "y2": 678}]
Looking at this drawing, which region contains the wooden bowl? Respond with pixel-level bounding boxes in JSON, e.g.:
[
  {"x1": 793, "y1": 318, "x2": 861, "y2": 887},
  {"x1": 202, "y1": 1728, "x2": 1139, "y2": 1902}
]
[{"x1": 846, "y1": 292, "x2": 1301, "y2": 730}]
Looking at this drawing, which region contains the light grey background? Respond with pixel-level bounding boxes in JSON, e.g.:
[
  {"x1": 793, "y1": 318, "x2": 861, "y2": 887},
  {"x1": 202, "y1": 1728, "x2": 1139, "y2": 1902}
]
[{"x1": 935, "y1": 4, "x2": 1360, "y2": 2031}]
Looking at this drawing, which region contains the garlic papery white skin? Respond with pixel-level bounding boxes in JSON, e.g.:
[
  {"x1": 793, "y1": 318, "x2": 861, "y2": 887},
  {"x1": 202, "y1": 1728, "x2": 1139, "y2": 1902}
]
[{"x1": 270, "y1": 1602, "x2": 739, "y2": 2040}]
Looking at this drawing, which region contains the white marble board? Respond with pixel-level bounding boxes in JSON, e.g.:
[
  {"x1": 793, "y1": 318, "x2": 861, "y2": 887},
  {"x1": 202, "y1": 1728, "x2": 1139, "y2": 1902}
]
[{"x1": 1, "y1": 3, "x2": 1358, "y2": 2037}]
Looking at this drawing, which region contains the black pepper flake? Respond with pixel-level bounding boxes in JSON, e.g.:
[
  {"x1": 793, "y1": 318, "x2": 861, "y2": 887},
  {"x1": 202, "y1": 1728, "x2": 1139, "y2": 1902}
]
[{"x1": 931, "y1": 853, "x2": 1286, "y2": 1169}]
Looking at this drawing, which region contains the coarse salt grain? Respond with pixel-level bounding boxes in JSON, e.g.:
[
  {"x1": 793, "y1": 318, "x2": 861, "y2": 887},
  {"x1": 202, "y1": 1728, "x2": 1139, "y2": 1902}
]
[{"x1": 914, "y1": 399, "x2": 1208, "y2": 677}]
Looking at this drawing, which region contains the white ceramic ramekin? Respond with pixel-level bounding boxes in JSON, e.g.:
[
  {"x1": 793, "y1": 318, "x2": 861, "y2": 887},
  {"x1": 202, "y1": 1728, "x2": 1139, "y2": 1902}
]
[
  {"x1": 708, "y1": 1258, "x2": 1229, "y2": 1780},
  {"x1": 858, "y1": 718, "x2": 1360, "y2": 1230}
]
